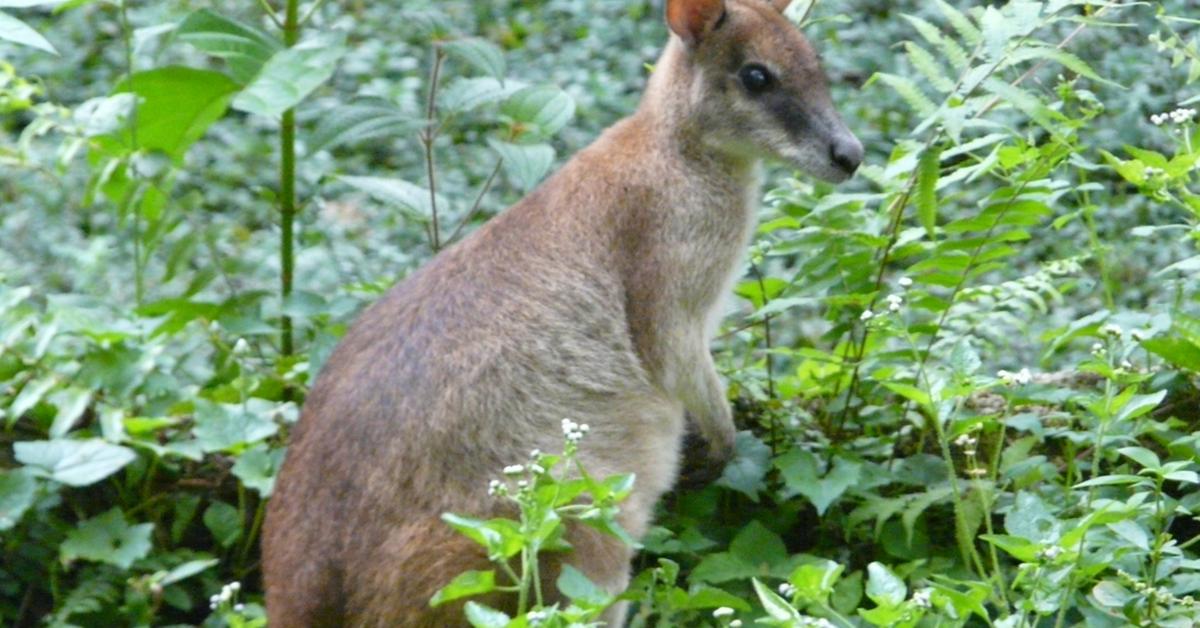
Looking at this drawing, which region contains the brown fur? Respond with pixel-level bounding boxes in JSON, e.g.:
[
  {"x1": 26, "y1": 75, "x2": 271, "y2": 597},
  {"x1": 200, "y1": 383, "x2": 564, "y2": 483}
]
[{"x1": 262, "y1": 0, "x2": 861, "y2": 625}]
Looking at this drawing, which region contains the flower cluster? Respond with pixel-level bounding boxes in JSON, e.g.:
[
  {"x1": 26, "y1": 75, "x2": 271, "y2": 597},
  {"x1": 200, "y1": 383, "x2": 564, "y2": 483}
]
[
  {"x1": 1116, "y1": 569, "x2": 1196, "y2": 608},
  {"x1": 488, "y1": 448, "x2": 549, "y2": 496},
  {"x1": 778, "y1": 582, "x2": 798, "y2": 598},
  {"x1": 712, "y1": 607, "x2": 742, "y2": 626},
  {"x1": 1150, "y1": 107, "x2": 1196, "y2": 125},
  {"x1": 208, "y1": 581, "x2": 244, "y2": 612},
  {"x1": 954, "y1": 432, "x2": 978, "y2": 457},
  {"x1": 562, "y1": 418, "x2": 590, "y2": 443},
  {"x1": 912, "y1": 588, "x2": 933, "y2": 609},
  {"x1": 997, "y1": 367, "x2": 1033, "y2": 386}
]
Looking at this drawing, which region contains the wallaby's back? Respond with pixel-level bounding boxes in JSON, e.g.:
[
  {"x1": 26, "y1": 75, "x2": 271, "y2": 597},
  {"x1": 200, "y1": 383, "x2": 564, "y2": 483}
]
[{"x1": 264, "y1": 119, "x2": 689, "y2": 626}]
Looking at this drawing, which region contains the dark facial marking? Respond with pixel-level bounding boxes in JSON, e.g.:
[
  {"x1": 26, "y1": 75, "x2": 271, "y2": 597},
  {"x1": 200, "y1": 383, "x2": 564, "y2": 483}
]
[{"x1": 761, "y1": 88, "x2": 812, "y2": 140}]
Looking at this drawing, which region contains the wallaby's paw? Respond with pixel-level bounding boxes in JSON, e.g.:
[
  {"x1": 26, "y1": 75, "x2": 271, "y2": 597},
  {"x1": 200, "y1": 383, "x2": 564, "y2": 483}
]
[{"x1": 675, "y1": 424, "x2": 732, "y2": 490}]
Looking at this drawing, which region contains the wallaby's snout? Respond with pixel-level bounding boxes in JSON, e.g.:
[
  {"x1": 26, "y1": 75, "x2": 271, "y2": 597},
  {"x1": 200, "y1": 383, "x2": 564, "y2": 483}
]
[
  {"x1": 829, "y1": 132, "x2": 864, "y2": 179},
  {"x1": 664, "y1": 0, "x2": 863, "y2": 182}
]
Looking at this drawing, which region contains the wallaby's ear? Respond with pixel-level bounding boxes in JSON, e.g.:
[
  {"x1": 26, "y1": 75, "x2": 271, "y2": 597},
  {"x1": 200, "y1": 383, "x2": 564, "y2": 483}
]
[
  {"x1": 771, "y1": 0, "x2": 794, "y2": 12},
  {"x1": 666, "y1": 0, "x2": 726, "y2": 47}
]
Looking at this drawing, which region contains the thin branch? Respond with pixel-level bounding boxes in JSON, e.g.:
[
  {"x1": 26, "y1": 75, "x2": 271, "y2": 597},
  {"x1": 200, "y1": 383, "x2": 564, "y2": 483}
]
[
  {"x1": 447, "y1": 157, "x2": 504, "y2": 245},
  {"x1": 299, "y1": 0, "x2": 330, "y2": 27},
  {"x1": 421, "y1": 47, "x2": 446, "y2": 252},
  {"x1": 256, "y1": 0, "x2": 284, "y2": 29}
]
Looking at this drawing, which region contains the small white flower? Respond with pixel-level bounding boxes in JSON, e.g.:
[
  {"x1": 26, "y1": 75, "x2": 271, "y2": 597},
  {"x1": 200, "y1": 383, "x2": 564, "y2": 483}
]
[
  {"x1": 529, "y1": 464, "x2": 546, "y2": 474},
  {"x1": 1091, "y1": 342, "x2": 1105, "y2": 355},
  {"x1": 233, "y1": 338, "x2": 249, "y2": 355},
  {"x1": 488, "y1": 479, "x2": 504, "y2": 495},
  {"x1": 561, "y1": 418, "x2": 579, "y2": 435},
  {"x1": 860, "y1": 310, "x2": 874, "y2": 321},
  {"x1": 730, "y1": 621, "x2": 743, "y2": 628},
  {"x1": 503, "y1": 465, "x2": 525, "y2": 475},
  {"x1": 1121, "y1": 360, "x2": 1133, "y2": 370},
  {"x1": 1011, "y1": 367, "x2": 1032, "y2": 385},
  {"x1": 1131, "y1": 329, "x2": 1147, "y2": 342},
  {"x1": 713, "y1": 607, "x2": 735, "y2": 618},
  {"x1": 234, "y1": 603, "x2": 245, "y2": 613},
  {"x1": 516, "y1": 479, "x2": 529, "y2": 489},
  {"x1": 912, "y1": 588, "x2": 933, "y2": 609},
  {"x1": 529, "y1": 449, "x2": 541, "y2": 459},
  {"x1": 1038, "y1": 545, "x2": 1062, "y2": 561},
  {"x1": 779, "y1": 582, "x2": 798, "y2": 597},
  {"x1": 229, "y1": 582, "x2": 240, "y2": 592},
  {"x1": 899, "y1": 276, "x2": 914, "y2": 288},
  {"x1": 1101, "y1": 323, "x2": 1122, "y2": 338},
  {"x1": 1151, "y1": 113, "x2": 1167, "y2": 125}
]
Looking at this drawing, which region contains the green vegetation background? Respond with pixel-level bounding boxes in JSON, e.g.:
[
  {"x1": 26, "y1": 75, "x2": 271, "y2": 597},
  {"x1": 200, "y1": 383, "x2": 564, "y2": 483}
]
[{"x1": 1, "y1": 0, "x2": 1198, "y2": 626}]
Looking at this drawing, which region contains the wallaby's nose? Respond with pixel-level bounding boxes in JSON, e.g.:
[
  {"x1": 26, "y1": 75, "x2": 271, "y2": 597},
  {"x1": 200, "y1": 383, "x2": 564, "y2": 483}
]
[{"x1": 830, "y1": 136, "x2": 864, "y2": 175}]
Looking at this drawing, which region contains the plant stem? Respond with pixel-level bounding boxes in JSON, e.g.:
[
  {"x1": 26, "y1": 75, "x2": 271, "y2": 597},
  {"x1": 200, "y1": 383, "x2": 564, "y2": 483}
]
[
  {"x1": 447, "y1": 157, "x2": 504, "y2": 245},
  {"x1": 279, "y1": 0, "x2": 300, "y2": 363},
  {"x1": 421, "y1": 47, "x2": 446, "y2": 252}
]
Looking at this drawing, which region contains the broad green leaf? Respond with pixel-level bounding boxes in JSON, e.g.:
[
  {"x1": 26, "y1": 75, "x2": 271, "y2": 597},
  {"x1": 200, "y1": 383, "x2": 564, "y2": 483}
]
[
  {"x1": 716, "y1": 430, "x2": 771, "y2": 501},
  {"x1": 501, "y1": 85, "x2": 575, "y2": 138},
  {"x1": 203, "y1": 501, "x2": 242, "y2": 547},
  {"x1": 60, "y1": 508, "x2": 153, "y2": 569},
  {"x1": 1114, "y1": 391, "x2": 1166, "y2": 422},
  {"x1": 191, "y1": 400, "x2": 278, "y2": 452},
  {"x1": 463, "y1": 602, "x2": 509, "y2": 628},
  {"x1": 729, "y1": 520, "x2": 788, "y2": 569},
  {"x1": 1142, "y1": 336, "x2": 1200, "y2": 372},
  {"x1": 161, "y1": 558, "x2": 219, "y2": 586},
  {"x1": 233, "y1": 35, "x2": 346, "y2": 118},
  {"x1": 0, "y1": 469, "x2": 37, "y2": 530},
  {"x1": 681, "y1": 586, "x2": 753, "y2": 611},
  {"x1": 1092, "y1": 580, "x2": 1135, "y2": 608},
  {"x1": 48, "y1": 387, "x2": 92, "y2": 438},
  {"x1": 308, "y1": 99, "x2": 422, "y2": 154},
  {"x1": 15, "y1": 439, "x2": 137, "y2": 486},
  {"x1": 109, "y1": 66, "x2": 240, "y2": 162},
  {"x1": 487, "y1": 139, "x2": 555, "y2": 192},
  {"x1": 231, "y1": 445, "x2": 285, "y2": 496},
  {"x1": 340, "y1": 175, "x2": 446, "y2": 222},
  {"x1": 439, "y1": 77, "x2": 519, "y2": 113},
  {"x1": 882, "y1": 382, "x2": 930, "y2": 407},
  {"x1": 177, "y1": 9, "x2": 281, "y2": 84},
  {"x1": 1106, "y1": 520, "x2": 1150, "y2": 551},
  {"x1": 865, "y1": 562, "x2": 906, "y2": 607},
  {"x1": 980, "y1": 534, "x2": 1038, "y2": 562},
  {"x1": 752, "y1": 578, "x2": 803, "y2": 622},
  {"x1": 776, "y1": 450, "x2": 861, "y2": 515},
  {"x1": 441, "y1": 37, "x2": 505, "y2": 79},
  {"x1": 916, "y1": 145, "x2": 941, "y2": 236},
  {"x1": 1005, "y1": 491, "x2": 1059, "y2": 543},
  {"x1": 983, "y1": 78, "x2": 1067, "y2": 137},
  {"x1": 557, "y1": 564, "x2": 610, "y2": 606},
  {"x1": 430, "y1": 569, "x2": 495, "y2": 607},
  {"x1": 1117, "y1": 446, "x2": 1161, "y2": 471},
  {"x1": 10, "y1": 376, "x2": 54, "y2": 423},
  {"x1": 0, "y1": 10, "x2": 56, "y2": 54},
  {"x1": 789, "y1": 559, "x2": 844, "y2": 605}
]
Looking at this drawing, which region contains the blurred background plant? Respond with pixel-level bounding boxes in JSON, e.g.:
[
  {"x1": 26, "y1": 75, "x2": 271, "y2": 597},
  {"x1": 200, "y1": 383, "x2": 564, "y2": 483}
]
[{"x1": 0, "y1": 0, "x2": 1197, "y2": 626}]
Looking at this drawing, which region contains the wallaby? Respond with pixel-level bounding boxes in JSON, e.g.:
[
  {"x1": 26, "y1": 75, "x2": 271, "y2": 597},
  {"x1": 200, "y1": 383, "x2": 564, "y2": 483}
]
[{"x1": 262, "y1": 0, "x2": 862, "y2": 625}]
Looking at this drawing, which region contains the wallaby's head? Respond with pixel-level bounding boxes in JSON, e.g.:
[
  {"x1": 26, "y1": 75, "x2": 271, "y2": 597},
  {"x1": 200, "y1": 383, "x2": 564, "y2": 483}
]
[{"x1": 661, "y1": 0, "x2": 863, "y2": 182}]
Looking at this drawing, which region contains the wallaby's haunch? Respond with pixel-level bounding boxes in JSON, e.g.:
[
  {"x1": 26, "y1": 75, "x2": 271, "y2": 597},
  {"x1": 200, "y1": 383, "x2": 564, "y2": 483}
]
[{"x1": 263, "y1": 0, "x2": 862, "y2": 624}]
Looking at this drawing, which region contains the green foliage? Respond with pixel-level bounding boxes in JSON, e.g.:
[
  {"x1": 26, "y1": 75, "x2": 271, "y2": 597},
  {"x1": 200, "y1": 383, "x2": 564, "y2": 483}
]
[{"x1": 1, "y1": 0, "x2": 1199, "y2": 626}]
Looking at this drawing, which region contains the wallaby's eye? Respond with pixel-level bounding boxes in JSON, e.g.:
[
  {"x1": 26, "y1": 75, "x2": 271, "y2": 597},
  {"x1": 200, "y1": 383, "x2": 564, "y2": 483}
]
[{"x1": 738, "y1": 64, "x2": 773, "y2": 93}]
